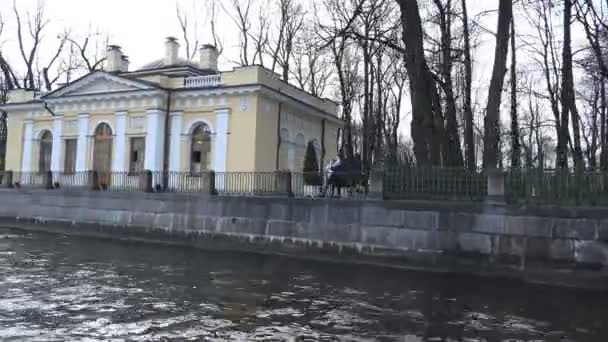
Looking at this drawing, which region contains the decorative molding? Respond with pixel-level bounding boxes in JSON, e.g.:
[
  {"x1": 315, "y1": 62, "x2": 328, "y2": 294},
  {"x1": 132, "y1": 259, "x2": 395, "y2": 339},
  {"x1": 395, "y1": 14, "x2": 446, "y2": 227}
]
[
  {"x1": 185, "y1": 119, "x2": 214, "y2": 135},
  {"x1": 64, "y1": 119, "x2": 78, "y2": 133},
  {"x1": 44, "y1": 71, "x2": 157, "y2": 99},
  {"x1": 239, "y1": 97, "x2": 249, "y2": 111},
  {"x1": 47, "y1": 90, "x2": 167, "y2": 113},
  {"x1": 129, "y1": 116, "x2": 145, "y2": 130}
]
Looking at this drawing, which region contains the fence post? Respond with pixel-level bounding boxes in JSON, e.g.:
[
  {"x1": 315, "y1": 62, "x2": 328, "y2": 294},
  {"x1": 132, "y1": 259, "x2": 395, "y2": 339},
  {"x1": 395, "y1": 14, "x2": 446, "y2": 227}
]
[
  {"x1": 208, "y1": 170, "x2": 218, "y2": 195},
  {"x1": 141, "y1": 170, "x2": 153, "y2": 193},
  {"x1": 486, "y1": 168, "x2": 506, "y2": 204},
  {"x1": 44, "y1": 171, "x2": 53, "y2": 189},
  {"x1": 286, "y1": 171, "x2": 293, "y2": 197},
  {"x1": 89, "y1": 171, "x2": 100, "y2": 191},
  {"x1": 368, "y1": 169, "x2": 384, "y2": 199},
  {"x1": 3, "y1": 171, "x2": 13, "y2": 188},
  {"x1": 274, "y1": 170, "x2": 293, "y2": 197}
]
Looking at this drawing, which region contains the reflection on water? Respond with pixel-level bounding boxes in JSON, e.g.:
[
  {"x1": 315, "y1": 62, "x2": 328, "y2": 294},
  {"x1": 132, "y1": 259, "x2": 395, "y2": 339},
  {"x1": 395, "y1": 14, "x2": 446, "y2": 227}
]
[{"x1": 0, "y1": 228, "x2": 607, "y2": 341}]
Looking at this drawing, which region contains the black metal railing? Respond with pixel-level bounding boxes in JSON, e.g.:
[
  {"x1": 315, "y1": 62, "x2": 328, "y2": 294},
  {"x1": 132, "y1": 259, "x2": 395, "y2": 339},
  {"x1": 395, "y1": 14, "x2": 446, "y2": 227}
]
[
  {"x1": 13, "y1": 172, "x2": 47, "y2": 188},
  {"x1": 506, "y1": 169, "x2": 608, "y2": 206},
  {"x1": 52, "y1": 172, "x2": 91, "y2": 189},
  {"x1": 5, "y1": 168, "x2": 608, "y2": 207},
  {"x1": 383, "y1": 166, "x2": 487, "y2": 201}
]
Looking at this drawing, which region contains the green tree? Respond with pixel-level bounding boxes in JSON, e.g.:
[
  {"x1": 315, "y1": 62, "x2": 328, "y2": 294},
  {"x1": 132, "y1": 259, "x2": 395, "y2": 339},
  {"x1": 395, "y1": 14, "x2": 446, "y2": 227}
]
[{"x1": 303, "y1": 141, "x2": 322, "y2": 185}]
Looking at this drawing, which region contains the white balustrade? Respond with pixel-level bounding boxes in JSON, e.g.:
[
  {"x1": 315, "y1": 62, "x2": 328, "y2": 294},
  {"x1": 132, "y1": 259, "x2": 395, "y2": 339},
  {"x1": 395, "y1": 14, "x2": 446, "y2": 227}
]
[{"x1": 185, "y1": 75, "x2": 222, "y2": 88}]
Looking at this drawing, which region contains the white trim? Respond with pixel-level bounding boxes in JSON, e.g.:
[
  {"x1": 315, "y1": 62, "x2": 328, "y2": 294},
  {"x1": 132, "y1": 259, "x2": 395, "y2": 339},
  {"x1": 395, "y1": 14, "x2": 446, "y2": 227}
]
[
  {"x1": 21, "y1": 120, "x2": 34, "y2": 172},
  {"x1": 44, "y1": 71, "x2": 156, "y2": 99},
  {"x1": 185, "y1": 119, "x2": 214, "y2": 135},
  {"x1": 76, "y1": 113, "x2": 90, "y2": 172},
  {"x1": 35, "y1": 128, "x2": 53, "y2": 140},
  {"x1": 51, "y1": 117, "x2": 63, "y2": 172},
  {"x1": 144, "y1": 109, "x2": 165, "y2": 172},
  {"x1": 90, "y1": 120, "x2": 115, "y2": 136},
  {"x1": 169, "y1": 111, "x2": 183, "y2": 172},
  {"x1": 213, "y1": 109, "x2": 230, "y2": 173},
  {"x1": 113, "y1": 112, "x2": 128, "y2": 172}
]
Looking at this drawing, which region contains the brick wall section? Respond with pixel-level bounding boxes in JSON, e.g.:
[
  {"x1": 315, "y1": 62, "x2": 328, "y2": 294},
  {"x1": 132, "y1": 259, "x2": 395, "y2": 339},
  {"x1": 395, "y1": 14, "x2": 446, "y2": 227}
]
[{"x1": 0, "y1": 189, "x2": 607, "y2": 289}]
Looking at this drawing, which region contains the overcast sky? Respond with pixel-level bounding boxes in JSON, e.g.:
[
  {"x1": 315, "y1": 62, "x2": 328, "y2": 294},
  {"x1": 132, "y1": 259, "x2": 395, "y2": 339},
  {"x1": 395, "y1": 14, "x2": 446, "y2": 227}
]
[
  {"x1": 0, "y1": 0, "x2": 506, "y2": 74},
  {"x1": 0, "y1": 0, "x2": 591, "y2": 138}
]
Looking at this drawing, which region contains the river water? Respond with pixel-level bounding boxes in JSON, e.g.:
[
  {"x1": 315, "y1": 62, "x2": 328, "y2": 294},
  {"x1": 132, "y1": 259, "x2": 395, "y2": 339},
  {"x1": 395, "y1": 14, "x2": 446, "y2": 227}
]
[{"x1": 0, "y1": 227, "x2": 607, "y2": 341}]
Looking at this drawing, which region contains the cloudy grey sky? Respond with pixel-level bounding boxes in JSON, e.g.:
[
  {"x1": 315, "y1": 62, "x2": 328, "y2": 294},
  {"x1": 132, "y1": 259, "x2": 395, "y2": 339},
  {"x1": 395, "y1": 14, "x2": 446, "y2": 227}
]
[
  {"x1": 0, "y1": 0, "x2": 590, "y2": 137},
  {"x1": 0, "y1": 0, "x2": 505, "y2": 76}
]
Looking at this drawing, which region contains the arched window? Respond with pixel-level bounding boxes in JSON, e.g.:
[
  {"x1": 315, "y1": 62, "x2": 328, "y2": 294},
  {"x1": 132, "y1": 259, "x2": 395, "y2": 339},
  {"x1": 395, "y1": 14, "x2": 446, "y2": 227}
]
[
  {"x1": 93, "y1": 123, "x2": 113, "y2": 173},
  {"x1": 190, "y1": 123, "x2": 212, "y2": 173},
  {"x1": 38, "y1": 131, "x2": 53, "y2": 172}
]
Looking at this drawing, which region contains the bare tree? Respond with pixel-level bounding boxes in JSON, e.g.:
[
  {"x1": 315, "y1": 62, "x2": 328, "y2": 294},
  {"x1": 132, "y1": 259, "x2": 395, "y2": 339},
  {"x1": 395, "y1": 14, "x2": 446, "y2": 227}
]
[
  {"x1": 510, "y1": 17, "x2": 521, "y2": 169},
  {"x1": 270, "y1": 0, "x2": 305, "y2": 81},
  {"x1": 65, "y1": 26, "x2": 107, "y2": 73},
  {"x1": 461, "y1": 0, "x2": 476, "y2": 170},
  {"x1": 431, "y1": 0, "x2": 464, "y2": 167},
  {"x1": 560, "y1": 0, "x2": 584, "y2": 170},
  {"x1": 176, "y1": 3, "x2": 199, "y2": 60},
  {"x1": 482, "y1": 0, "x2": 512, "y2": 169},
  {"x1": 292, "y1": 27, "x2": 331, "y2": 97},
  {"x1": 396, "y1": 0, "x2": 446, "y2": 166},
  {"x1": 223, "y1": 0, "x2": 255, "y2": 66}
]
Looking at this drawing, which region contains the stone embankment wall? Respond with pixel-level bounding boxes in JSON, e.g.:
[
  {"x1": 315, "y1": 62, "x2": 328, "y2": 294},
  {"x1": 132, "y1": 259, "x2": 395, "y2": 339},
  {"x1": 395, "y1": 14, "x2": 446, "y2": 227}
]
[{"x1": 0, "y1": 189, "x2": 607, "y2": 289}]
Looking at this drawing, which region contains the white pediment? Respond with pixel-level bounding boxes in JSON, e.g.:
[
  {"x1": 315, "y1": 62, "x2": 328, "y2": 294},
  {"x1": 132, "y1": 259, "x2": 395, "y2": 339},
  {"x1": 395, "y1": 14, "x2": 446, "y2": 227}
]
[{"x1": 44, "y1": 72, "x2": 157, "y2": 99}]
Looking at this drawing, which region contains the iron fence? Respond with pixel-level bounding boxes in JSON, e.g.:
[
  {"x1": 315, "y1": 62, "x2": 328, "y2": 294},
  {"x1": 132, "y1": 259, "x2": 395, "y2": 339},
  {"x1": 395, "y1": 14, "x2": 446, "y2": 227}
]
[
  {"x1": 8, "y1": 168, "x2": 608, "y2": 206},
  {"x1": 383, "y1": 166, "x2": 487, "y2": 200},
  {"x1": 506, "y1": 170, "x2": 608, "y2": 206},
  {"x1": 13, "y1": 172, "x2": 46, "y2": 188},
  {"x1": 215, "y1": 172, "x2": 292, "y2": 196},
  {"x1": 52, "y1": 172, "x2": 91, "y2": 189},
  {"x1": 164, "y1": 171, "x2": 214, "y2": 193},
  {"x1": 97, "y1": 172, "x2": 145, "y2": 192}
]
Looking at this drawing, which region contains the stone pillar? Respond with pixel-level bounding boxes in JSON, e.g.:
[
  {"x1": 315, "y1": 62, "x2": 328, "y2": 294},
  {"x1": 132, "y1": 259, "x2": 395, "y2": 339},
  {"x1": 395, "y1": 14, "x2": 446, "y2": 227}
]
[
  {"x1": 75, "y1": 114, "x2": 90, "y2": 172},
  {"x1": 487, "y1": 168, "x2": 506, "y2": 204},
  {"x1": 144, "y1": 109, "x2": 166, "y2": 172},
  {"x1": 50, "y1": 116, "x2": 63, "y2": 173},
  {"x1": 213, "y1": 109, "x2": 230, "y2": 173},
  {"x1": 141, "y1": 170, "x2": 153, "y2": 192},
  {"x1": 113, "y1": 111, "x2": 128, "y2": 172},
  {"x1": 21, "y1": 120, "x2": 34, "y2": 172},
  {"x1": 3, "y1": 171, "x2": 13, "y2": 188},
  {"x1": 368, "y1": 169, "x2": 384, "y2": 199},
  {"x1": 168, "y1": 111, "x2": 183, "y2": 172}
]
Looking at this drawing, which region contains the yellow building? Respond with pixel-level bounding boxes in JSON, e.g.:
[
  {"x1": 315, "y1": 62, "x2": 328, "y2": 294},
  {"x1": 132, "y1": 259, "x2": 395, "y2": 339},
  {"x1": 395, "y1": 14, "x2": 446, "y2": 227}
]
[{"x1": 0, "y1": 38, "x2": 341, "y2": 178}]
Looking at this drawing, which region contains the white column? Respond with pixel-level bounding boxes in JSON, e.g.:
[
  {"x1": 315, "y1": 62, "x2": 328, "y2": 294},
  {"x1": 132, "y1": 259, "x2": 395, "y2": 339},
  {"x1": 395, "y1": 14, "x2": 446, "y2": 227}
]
[
  {"x1": 144, "y1": 109, "x2": 166, "y2": 172},
  {"x1": 21, "y1": 120, "x2": 34, "y2": 172},
  {"x1": 50, "y1": 116, "x2": 63, "y2": 172},
  {"x1": 76, "y1": 113, "x2": 90, "y2": 172},
  {"x1": 287, "y1": 143, "x2": 295, "y2": 171},
  {"x1": 213, "y1": 109, "x2": 230, "y2": 172},
  {"x1": 113, "y1": 111, "x2": 128, "y2": 172},
  {"x1": 168, "y1": 111, "x2": 183, "y2": 172}
]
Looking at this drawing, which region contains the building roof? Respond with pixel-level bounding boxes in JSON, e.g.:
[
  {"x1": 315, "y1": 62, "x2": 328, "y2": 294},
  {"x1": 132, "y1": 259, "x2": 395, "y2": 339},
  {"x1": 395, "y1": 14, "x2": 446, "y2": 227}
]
[{"x1": 137, "y1": 57, "x2": 199, "y2": 71}]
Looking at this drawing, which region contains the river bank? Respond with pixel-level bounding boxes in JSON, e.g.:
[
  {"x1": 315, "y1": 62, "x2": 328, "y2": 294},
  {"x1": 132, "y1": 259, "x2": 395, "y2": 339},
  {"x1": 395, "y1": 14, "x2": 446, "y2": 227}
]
[{"x1": 0, "y1": 189, "x2": 607, "y2": 290}]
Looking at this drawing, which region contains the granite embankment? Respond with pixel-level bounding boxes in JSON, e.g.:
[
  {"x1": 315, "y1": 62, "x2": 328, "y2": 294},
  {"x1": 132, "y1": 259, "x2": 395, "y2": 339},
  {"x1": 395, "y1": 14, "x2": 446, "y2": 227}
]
[{"x1": 1, "y1": 189, "x2": 607, "y2": 289}]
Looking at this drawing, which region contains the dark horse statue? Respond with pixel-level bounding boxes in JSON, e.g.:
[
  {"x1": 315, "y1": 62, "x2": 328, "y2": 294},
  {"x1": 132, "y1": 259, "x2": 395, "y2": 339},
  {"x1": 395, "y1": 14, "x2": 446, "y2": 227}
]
[{"x1": 324, "y1": 157, "x2": 365, "y2": 197}]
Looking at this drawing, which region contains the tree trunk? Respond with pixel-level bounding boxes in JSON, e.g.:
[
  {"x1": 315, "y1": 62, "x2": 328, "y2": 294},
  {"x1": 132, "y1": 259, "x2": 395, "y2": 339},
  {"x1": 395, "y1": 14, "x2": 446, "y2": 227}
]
[
  {"x1": 461, "y1": 0, "x2": 475, "y2": 171},
  {"x1": 482, "y1": 0, "x2": 513, "y2": 169},
  {"x1": 397, "y1": 0, "x2": 444, "y2": 166},
  {"x1": 509, "y1": 17, "x2": 520, "y2": 169},
  {"x1": 436, "y1": 0, "x2": 464, "y2": 167},
  {"x1": 560, "y1": 0, "x2": 584, "y2": 170},
  {"x1": 601, "y1": 78, "x2": 607, "y2": 170}
]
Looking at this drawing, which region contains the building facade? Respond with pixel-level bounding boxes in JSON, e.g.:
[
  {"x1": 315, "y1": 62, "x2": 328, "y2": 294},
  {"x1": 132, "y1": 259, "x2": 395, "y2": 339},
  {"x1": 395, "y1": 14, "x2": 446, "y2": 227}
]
[{"x1": 1, "y1": 38, "x2": 341, "y2": 178}]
